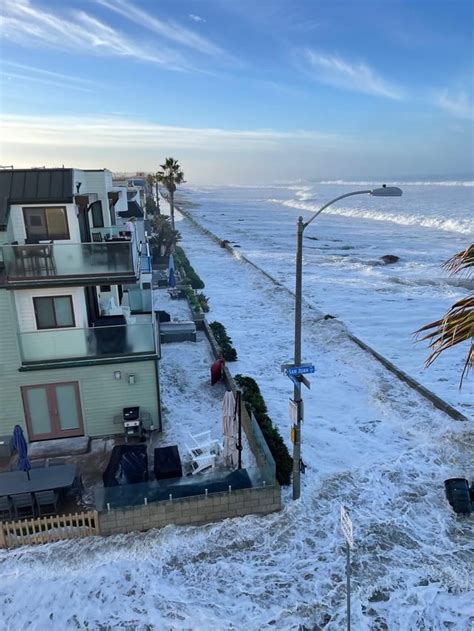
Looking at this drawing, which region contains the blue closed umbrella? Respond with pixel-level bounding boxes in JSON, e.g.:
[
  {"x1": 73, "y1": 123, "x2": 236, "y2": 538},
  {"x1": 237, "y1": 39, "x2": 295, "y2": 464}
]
[
  {"x1": 168, "y1": 254, "x2": 175, "y2": 273},
  {"x1": 168, "y1": 266, "x2": 176, "y2": 288},
  {"x1": 13, "y1": 425, "x2": 31, "y2": 480}
]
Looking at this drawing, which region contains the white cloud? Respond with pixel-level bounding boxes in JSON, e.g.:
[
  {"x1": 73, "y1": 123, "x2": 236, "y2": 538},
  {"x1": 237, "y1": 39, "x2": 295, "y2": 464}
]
[
  {"x1": 0, "y1": 61, "x2": 98, "y2": 86},
  {"x1": 189, "y1": 14, "x2": 206, "y2": 24},
  {"x1": 97, "y1": 0, "x2": 226, "y2": 59},
  {"x1": 2, "y1": 72, "x2": 94, "y2": 93},
  {"x1": 435, "y1": 90, "x2": 474, "y2": 120},
  {"x1": 302, "y1": 49, "x2": 404, "y2": 100},
  {"x1": 0, "y1": 0, "x2": 189, "y2": 70},
  {"x1": 0, "y1": 113, "x2": 345, "y2": 150}
]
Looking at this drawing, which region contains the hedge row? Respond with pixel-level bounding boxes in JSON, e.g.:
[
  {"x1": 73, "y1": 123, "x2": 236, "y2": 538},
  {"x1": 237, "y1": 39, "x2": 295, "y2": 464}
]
[
  {"x1": 235, "y1": 374, "x2": 293, "y2": 486},
  {"x1": 174, "y1": 246, "x2": 205, "y2": 289},
  {"x1": 209, "y1": 321, "x2": 237, "y2": 361},
  {"x1": 183, "y1": 286, "x2": 202, "y2": 313}
]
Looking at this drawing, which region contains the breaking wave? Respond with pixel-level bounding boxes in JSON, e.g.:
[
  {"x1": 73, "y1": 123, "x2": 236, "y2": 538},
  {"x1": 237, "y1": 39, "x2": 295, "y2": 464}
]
[
  {"x1": 269, "y1": 198, "x2": 474, "y2": 235},
  {"x1": 319, "y1": 180, "x2": 474, "y2": 187}
]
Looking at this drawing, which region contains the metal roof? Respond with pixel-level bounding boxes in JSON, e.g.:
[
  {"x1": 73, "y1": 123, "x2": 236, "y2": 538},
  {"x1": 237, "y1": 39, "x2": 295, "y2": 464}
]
[{"x1": 0, "y1": 169, "x2": 74, "y2": 230}]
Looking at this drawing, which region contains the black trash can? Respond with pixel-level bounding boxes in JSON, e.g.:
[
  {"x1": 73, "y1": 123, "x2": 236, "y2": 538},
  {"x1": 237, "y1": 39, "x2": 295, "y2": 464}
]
[{"x1": 444, "y1": 478, "x2": 472, "y2": 515}]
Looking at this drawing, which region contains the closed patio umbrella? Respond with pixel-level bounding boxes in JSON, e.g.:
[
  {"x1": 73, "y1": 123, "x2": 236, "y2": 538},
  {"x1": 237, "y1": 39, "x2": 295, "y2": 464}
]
[
  {"x1": 168, "y1": 266, "x2": 176, "y2": 288},
  {"x1": 12, "y1": 425, "x2": 31, "y2": 481},
  {"x1": 222, "y1": 390, "x2": 239, "y2": 468}
]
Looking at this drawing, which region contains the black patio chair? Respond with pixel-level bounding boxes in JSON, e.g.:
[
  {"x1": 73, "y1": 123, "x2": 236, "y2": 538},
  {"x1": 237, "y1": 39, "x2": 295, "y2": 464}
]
[
  {"x1": 35, "y1": 490, "x2": 59, "y2": 517},
  {"x1": 11, "y1": 493, "x2": 35, "y2": 520},
  {"x1": 66, "y1": 475, "x2": 84, "y2": 500},
  {"x1": 0, "y1": 496, "x2": 12, "y2": 521}
]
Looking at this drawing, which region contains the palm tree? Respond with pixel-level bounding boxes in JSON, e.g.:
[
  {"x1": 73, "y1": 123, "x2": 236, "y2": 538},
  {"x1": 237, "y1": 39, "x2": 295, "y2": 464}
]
[
  {"x1": 146, "y1": 173, "x2": 160, "y2": 212},
  {"x1": 149, "y1": 215, "x2": 181, "y2": 259},
  {"x1": 156, "y1": 157, "x2": 185, "y2": 231},
  {"x1": 416, "y1": 243, "x2": 474, "y2": 387},
  {"x1": 146, "y1": 173, "x2": 155, "y2": 195}
]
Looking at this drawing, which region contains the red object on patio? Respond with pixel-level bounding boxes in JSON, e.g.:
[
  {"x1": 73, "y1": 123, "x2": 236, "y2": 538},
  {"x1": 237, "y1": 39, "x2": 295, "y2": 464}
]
[{"x1": 211, "y1": 358, "x2": 225, "y2": 385}]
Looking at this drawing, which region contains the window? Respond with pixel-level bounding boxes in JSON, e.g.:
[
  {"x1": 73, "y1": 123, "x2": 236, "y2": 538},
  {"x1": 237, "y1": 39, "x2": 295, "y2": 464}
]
[
  {"x1": 23, "y1": 207, "x2": 69, "y2": 241},
  {"x1": 89, "y1": 200, "x2": 104, "y2": 228},
  {"x1": 33, "y1": 296, "x2": 75, "y2": 329}
]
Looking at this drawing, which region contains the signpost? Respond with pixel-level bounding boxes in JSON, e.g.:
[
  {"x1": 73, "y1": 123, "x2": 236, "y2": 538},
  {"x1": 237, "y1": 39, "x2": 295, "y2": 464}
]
[
  {"x1": 340, "y1": 505, "x2": 353, "y2": 631},
  {"x1": 283, "y1": 363, "x2": 314, "y2": 482},
  {"x1": 289, "y1": 399, "x2": 298, "y2": 423}
]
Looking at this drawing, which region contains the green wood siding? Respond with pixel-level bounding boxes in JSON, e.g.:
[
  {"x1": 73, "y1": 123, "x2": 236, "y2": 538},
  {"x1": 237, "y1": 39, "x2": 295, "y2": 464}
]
[{"x1": 0, "y1": 290, "x2": 159, "y2": 439}]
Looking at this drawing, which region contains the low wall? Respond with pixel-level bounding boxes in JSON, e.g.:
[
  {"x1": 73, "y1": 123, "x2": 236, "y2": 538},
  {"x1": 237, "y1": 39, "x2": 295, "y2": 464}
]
[
  {"x1": 99, "y1": 485, "x2": 281, "y2": 536},
  {"x1": 202, "y1": 319, "x2": 269, "y2": 469},
  {"x1": 177, "y1": 204, "x2": 470, "y2": 424}
]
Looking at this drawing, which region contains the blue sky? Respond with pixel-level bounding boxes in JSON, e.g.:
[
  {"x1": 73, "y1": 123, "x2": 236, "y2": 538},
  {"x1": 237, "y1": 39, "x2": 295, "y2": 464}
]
[{"x1": 0, "y1": 0, "x2": 473, "y2": 183}]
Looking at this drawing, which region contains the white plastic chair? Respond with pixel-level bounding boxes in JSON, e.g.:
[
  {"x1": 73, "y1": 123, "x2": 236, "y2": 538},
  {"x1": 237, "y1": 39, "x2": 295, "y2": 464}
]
[
  {"x1": 187, "y1": 451, "x2": 217, "y2": 475},
  {"x1": 189, "y1": 431, "x2": 220, "y2": 455},
  {"x1": 186, "y1": 435, "x2": 219, "y2": 475}
]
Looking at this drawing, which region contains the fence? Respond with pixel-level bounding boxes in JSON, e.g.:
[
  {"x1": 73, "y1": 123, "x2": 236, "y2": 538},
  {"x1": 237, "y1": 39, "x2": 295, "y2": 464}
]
[{"x1": 0, "y1": 510, "x2": 100, "y2": 549}]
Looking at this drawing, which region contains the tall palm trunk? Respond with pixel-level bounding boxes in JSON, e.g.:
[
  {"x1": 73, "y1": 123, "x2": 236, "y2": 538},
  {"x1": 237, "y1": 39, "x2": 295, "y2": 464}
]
[
  {"x1": 155, "y1": 182, "x2": 160, "y2": 213},
  {"x1": 169, "y1": 189, "x2": 175, "y2": 232}
]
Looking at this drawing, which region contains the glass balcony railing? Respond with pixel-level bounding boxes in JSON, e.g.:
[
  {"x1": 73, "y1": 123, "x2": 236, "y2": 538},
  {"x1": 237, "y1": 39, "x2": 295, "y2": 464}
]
[
  {"x1": 95, "y1": 466, "x2": 275, "y2": 512},
  {"x1": 18, "y1": 323, "x2": 157, "y2": 365},
  {"x1": 1, "y1": 240, "x2": 137, "y2": 284},
  {"x1": 140, "y1": 254, "x2": 152, "y2": 274}
]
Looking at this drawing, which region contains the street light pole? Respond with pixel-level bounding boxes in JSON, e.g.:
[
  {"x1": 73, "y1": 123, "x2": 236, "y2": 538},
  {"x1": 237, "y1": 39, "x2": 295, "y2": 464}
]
[
  {"x1": 292, "y1": 216, "x2": 304, "y2": 499},
  {"x1": 291, "y1": 185, "x2": 402, "y2": 500}
]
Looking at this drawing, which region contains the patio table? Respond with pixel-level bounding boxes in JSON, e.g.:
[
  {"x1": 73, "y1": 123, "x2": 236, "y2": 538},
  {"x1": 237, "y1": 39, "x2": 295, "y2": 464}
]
[{"x1": 0, "y1": 464, "x2": 76, "y2": 496}]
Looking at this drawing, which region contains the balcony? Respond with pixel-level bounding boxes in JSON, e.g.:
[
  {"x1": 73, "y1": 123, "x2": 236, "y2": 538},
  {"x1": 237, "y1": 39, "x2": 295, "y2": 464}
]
[
  {"x1": 1, "y1": 229, "x2": 140, "y2": 288},
  {"x1": 17, "y1": 319, "x2": 158, "y2": 368}
]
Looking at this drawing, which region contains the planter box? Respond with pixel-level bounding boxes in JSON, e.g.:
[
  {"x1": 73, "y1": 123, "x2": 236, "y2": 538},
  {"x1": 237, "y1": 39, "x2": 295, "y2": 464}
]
[{"x1": 160, "y1": 321, "x2": 197, "y2": 343}]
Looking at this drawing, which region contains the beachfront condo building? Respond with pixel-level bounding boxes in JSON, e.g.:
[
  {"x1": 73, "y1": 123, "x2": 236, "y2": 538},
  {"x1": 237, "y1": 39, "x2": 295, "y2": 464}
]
[{"x1": 0, "y1": 167, "x2": 160, "y2": 448}]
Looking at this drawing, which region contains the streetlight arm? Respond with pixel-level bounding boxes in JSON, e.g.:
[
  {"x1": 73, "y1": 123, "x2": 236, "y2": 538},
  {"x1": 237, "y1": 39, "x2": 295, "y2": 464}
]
[{"x1": 303, "y1": 190, "x2": 371, "y2": 230}]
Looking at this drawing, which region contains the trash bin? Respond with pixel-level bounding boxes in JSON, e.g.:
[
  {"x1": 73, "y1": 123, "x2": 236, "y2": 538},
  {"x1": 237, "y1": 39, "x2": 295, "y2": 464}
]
[{"x1": 444, "y1": 478, "x2": 472, "y2": 515}]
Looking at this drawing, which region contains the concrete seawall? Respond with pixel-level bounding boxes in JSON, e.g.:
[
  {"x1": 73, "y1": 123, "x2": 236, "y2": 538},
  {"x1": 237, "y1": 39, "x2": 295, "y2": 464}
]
[{"x1": 176, "y1": 204, "x2": 470, "y2": 424}]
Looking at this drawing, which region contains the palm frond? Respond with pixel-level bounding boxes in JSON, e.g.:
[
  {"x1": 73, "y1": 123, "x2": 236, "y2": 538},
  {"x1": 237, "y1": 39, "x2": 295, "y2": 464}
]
[
  {"x1": 443, "y1": 243, "x2": 474, "y2": 277},
  {"x1": 415, "y1": 296, "x2": 474, "y2": 386}
]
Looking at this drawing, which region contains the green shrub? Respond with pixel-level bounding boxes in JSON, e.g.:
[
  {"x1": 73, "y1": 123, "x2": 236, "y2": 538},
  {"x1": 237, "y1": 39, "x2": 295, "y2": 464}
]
[
  {"x1": 174, "y1": 246, "x2": 205, "y2": 289},
  {"x1": 184, "y1": 286, "x2": 201, "y2": 313},
  {"x1": 235, "y1": 374, "x2": 292, "y2": 486},
  {"x1": 196, "y1": 292, "x2": 210, "y2": 313},
  {"x1": 209, "y1": 321, "x2": 237, "y2": 361}
]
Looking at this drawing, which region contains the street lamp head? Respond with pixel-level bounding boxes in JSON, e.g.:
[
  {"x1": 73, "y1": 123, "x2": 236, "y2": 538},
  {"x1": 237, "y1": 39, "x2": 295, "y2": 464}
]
[{"x1": 370, "y1": 185, "x2": 403, "y2": 197}]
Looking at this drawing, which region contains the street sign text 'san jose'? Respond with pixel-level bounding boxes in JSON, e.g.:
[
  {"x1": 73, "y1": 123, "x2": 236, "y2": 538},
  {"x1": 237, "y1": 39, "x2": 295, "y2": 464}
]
[{"x1": 286, "y1": 363, "x2": 315, "y2": 377}]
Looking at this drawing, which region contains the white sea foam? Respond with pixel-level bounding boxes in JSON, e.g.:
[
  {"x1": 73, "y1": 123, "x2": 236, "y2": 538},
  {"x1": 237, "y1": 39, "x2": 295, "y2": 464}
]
[
  {"x1": 319, "y1": 179, "x2": 474, "y2": 187},
  {"x1": 269, "y1": 198, "x2": 474, "y2": 235}
]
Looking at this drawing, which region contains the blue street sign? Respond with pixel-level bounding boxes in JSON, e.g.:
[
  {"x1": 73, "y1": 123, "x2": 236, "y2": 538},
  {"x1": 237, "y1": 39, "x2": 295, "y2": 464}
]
[{"x1": 286, "y1": 364, "x2": 315, "y2": 376}]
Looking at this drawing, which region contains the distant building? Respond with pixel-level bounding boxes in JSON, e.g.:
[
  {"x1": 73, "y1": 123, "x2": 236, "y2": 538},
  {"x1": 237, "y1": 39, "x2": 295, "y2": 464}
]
[{"x1": 0, "y1": 168, "x2": 160, "y2": 445}]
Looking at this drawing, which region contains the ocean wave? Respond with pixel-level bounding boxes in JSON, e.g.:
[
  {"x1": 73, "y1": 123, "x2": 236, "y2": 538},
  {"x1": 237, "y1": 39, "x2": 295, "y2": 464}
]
[
  {"x1": 268, "y1": 198, "x2": 474, "y2": 235},
  {"x1": 319, "y1": 180, "x2": 474, "y2": 187}
]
